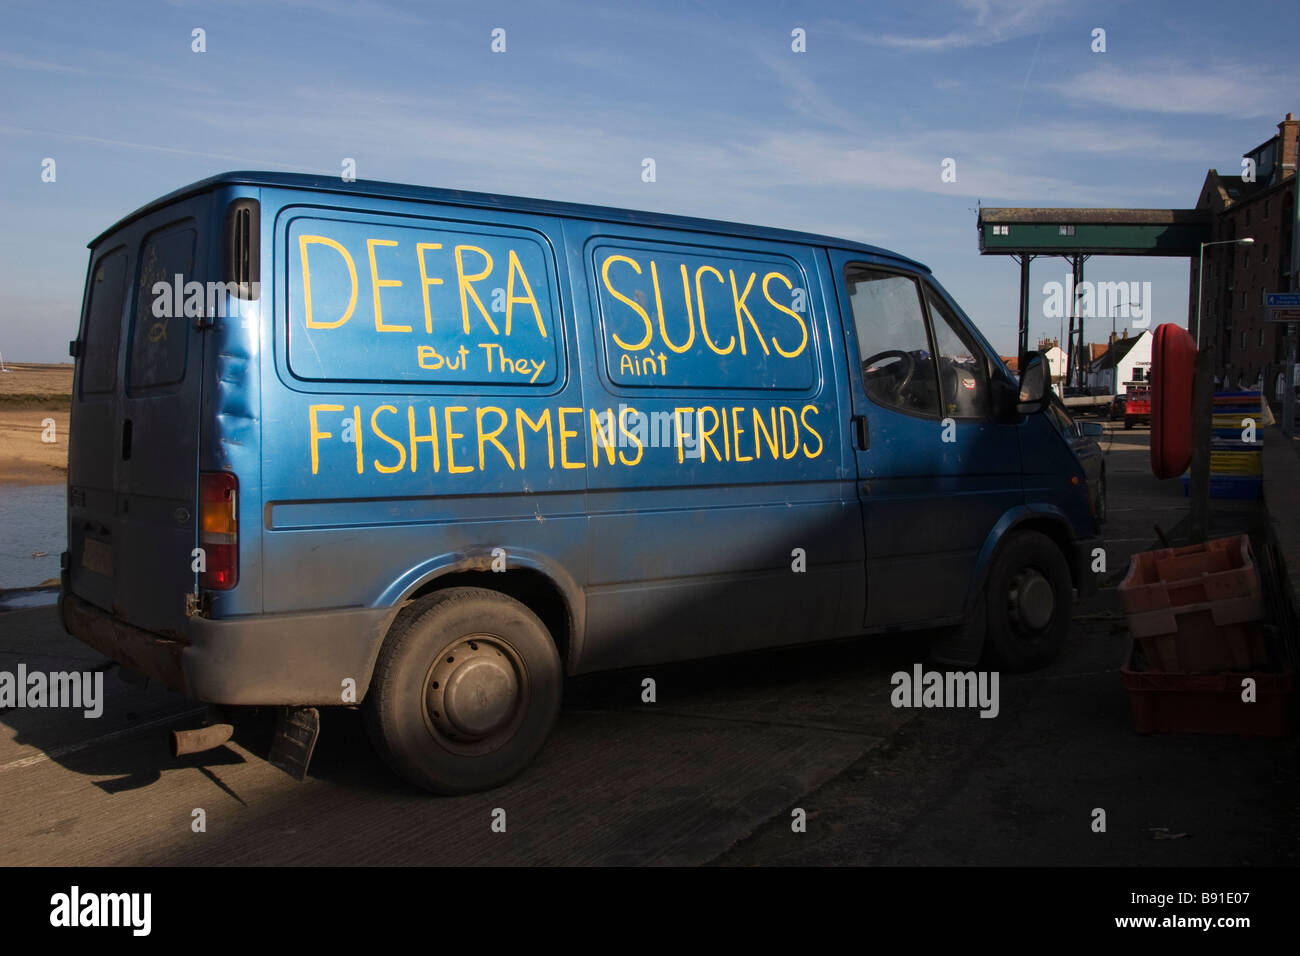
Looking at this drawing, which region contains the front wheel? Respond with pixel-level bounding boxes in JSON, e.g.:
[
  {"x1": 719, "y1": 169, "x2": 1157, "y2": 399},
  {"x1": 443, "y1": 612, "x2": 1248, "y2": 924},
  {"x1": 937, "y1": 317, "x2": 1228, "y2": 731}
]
[
  {"x1": 365, "y1": 587, "x2": 562, "y2": 794},
  {"x1": 983, "y1": 531, "x2": 1073, "y2": 672}
]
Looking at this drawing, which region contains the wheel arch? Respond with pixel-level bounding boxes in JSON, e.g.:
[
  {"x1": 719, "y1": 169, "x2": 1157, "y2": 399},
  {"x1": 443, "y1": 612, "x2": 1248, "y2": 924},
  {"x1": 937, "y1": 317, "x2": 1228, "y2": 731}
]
[
  {"x1": 377, "y1": 549, "x2": 585, "y2": 676},
  {"x1": 966, "y1": 506, "x2": 1082, "y2": 616}
]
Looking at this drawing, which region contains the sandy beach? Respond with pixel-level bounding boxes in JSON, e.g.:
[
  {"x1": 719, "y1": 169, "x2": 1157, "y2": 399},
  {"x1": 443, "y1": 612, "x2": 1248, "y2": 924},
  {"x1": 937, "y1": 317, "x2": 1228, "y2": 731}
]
[{"x1": 0, "y1": 364, "x2": 72, "y2": 486}]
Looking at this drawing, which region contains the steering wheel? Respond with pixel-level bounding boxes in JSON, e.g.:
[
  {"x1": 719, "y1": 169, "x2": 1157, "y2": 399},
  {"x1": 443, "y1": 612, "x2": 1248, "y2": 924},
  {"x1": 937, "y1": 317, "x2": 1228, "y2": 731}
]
[{"x1": 862, "y1": 349, "x2": 916, "y2": 398}]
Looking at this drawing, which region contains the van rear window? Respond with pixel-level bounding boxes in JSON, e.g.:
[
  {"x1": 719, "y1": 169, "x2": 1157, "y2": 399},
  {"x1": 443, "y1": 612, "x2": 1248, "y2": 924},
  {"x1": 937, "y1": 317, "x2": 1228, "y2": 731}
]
[
  {"x1": 80, "y1": 249, "x2": 128, "y2": 395},
  {"x1": 592, "y1": 242, "x2": 814, "y2": 391},
  {"x1": 286, "y1": 215, "x2": 560, "y2": 387},
  {"x1": 129, "y1": 223, "x2": 196, "y2": 390}
]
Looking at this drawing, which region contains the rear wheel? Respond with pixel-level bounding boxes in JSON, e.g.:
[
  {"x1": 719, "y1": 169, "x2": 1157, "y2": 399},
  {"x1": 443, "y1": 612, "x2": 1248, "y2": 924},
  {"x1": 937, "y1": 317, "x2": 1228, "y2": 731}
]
[
  {"x1": 365, "y1": 587, "x2": 562, "y2": 794},
  {"x1": 983, "y1": 531, "x2": 1073, "y2": 672},
  {"x1": 1124, "y1": 416, "x2": 1134, "y2": 430}
]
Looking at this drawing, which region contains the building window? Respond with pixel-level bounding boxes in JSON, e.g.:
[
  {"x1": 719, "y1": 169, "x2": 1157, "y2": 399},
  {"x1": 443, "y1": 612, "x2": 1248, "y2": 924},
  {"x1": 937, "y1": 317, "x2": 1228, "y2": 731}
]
[
  {"x1": 1259, "y1": 329, "x2": 1265, "y2": 347},
  {"x1": 1263, "y1": 244, "x2": 1269, "y2": 263},
  {"x1": 1058, "y1": 225, "x2": 1075, "y2": 236},
  {"x1": 1265, "y1": 199, "x2": 1271, "y2": 219},
  {"x1": 1245, "y1": 251, "x2": 1251, "y2": 268},
  {"x1": 991, "y1": 224, "x2": 1009, "y2": 236},
  {"x1": 1245, "y1": 209, "x2": 1252, "y2": 226},
  {"x1": 1241, "y1": 292, "x2": 1247, "y2": 310},
  {"x1": 1241, "y1": 331, "x2": 1247, "y2": 349}
]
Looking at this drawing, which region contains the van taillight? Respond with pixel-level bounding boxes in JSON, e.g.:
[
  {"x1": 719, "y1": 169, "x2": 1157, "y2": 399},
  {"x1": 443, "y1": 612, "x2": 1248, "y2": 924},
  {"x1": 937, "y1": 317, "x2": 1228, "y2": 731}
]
[{"x1": 199, "y1": 472, "x2": 238, "y2": 590}]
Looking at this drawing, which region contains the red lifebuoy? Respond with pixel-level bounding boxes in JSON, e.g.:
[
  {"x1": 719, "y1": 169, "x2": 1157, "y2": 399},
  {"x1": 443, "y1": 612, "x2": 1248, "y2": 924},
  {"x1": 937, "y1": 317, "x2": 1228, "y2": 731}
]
[{"x1": 1151, "y1": 323, "x2": 1195, "y2": 478}]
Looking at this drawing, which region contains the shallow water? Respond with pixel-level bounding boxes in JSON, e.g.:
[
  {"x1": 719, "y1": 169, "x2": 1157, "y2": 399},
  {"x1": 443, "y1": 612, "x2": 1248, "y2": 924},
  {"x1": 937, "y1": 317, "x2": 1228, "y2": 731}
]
[{"x1": 0, "y1": 484, "x2": 65, "y2": 589}]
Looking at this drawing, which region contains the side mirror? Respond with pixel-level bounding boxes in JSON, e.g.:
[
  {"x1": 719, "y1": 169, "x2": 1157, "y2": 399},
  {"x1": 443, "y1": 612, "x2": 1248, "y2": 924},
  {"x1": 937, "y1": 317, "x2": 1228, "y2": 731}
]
[
  {"x1": 1079, "y1": 421, "x2": 1105, "y2": 438},
  {"x1": 1017, "y1": 352, "x2": 1048, "y2": 414}
]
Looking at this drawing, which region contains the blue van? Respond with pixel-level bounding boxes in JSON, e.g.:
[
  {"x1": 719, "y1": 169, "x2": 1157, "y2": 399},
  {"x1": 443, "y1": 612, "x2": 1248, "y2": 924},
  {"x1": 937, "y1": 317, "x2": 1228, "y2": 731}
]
[{"x1": 60, "y1": 172, "x2": 1100, "y2": 793}]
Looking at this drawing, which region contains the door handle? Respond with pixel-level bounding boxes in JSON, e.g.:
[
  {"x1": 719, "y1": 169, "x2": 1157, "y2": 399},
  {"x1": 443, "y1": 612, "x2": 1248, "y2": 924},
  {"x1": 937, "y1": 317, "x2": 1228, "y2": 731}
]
[{"x1": 852, "y1": 414, "x2": 869, "y2": 450}]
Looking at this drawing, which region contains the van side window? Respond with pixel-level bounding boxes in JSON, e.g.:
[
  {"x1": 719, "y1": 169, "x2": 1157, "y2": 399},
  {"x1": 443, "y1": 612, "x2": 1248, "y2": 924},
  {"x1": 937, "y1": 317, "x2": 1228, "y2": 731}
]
[
  {"x1": 844, "y1": 268, "x2": 940, "y2": 417},
  {"x1": 924, "y1": 285, "x2": 989, "y2": 420},
  {"x1": 130, "y1": 224, "x2": 196, "y2": 390},
  {"x1": 81, "y1": 249, "x2": 128, "y2": 395}
]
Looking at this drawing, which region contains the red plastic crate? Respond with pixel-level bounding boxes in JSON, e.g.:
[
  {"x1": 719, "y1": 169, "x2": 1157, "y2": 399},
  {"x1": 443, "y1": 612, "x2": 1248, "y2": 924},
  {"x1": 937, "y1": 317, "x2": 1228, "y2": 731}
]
[
  {"x1": 1127, "y1": 593, "x2": 1267, "y2": 672},
  {"x1": 1119, "y1": 535, "x2": 1260, "y2": 615},
  {"x1": 1121, "y1": 645, "x2": 1293, "y2": 737}
]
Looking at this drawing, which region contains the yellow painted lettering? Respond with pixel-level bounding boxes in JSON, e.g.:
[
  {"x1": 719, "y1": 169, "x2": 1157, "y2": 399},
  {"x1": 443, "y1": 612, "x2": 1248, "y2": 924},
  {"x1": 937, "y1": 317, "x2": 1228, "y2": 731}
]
[
  {"x1": 299, "y1": 235, "x2": 357, "y2": 330},
  {"x1": 696, "y1": 265, "x2": 732, "y2": 354},
  {"x1": 366, "y1": 238, "x2": 409, "y2": 332},
  {"x1": 477, "y1": 406, "x2": 516, "y2": 470},
  {"x1": 506, "y1": 249, "x2": 546, "y2": 338},
  {"x1": 408, "y1": 405, "x2": 440, "y2": 472},
  {"x1": 800, "y1": 404, "x2": 824, "y2": 459},
  {"x1": 602, "y1": 255, "x2": 653, "y2": 351},
  {"x1": 371, "y1": 405, "x2": 407, "y2": 474},
  {"x1": 590, "y1": 408, "x2": 617, "y2": 467},
  {"x1": 697, "y1": 406, "x2": 723, "y2": 462},
  {"x1": 353, "y1": 404, "x2": 363, "y2": 474},
  {"x1": 763, "y1": 272, "x2": 808, "y2": 358},
  {"x1": 558, "y1": 407, "x2": 586, "y2": 470},
  {"x1": 455, "y1": 245, "x2": 498, "y2": 335},
  {"x1": 752, "y1": 406, "x2": 779, "y2": 460},
  {"x1": 672, "y1": 406, "x2": 695, "y2": 463},
  {"x1": 731, "y1": 406, "x2": 752, "y2": 462},
  {"x1": 444, "y1": 405, "x2": 473, "y2": 473},
  {"x1": 515, "y1": 408, "x2": 554, "y2": 470},
  {"x1": 729, "y1": 269, "x2": 769, "y2": 356},
  {"x1": 779, "y1": 405, "x2": 800, "y2": 459},
  {"x1": 618, "y1": 405, "x2": 644, "y2": 466},
  {"x1": 415, "y1": 242, "x2": 444, "y2": 334},
  {"x1": 308, "y1": 403, "x2": 344, "y2": 475}
]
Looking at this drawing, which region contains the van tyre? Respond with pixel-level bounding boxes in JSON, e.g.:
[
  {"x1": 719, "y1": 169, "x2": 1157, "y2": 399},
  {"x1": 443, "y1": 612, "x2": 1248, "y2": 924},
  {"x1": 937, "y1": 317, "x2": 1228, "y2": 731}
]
[
  {"x1": 365, "y1": 587, "x2": 562, "y2": 794},
  {"x1": 983, "y1": 531, "x2": 1072, "y2": 672}
]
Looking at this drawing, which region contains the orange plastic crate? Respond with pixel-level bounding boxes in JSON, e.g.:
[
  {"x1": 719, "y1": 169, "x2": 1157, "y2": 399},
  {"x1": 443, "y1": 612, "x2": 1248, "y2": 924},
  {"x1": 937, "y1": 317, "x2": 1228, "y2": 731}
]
[
  {"x1": 1119, "y1": 535, "x2": 1260, "y2": 615},
  {"x1": 1121, "y1": 644, "x2": 1292, "y2": 737}
]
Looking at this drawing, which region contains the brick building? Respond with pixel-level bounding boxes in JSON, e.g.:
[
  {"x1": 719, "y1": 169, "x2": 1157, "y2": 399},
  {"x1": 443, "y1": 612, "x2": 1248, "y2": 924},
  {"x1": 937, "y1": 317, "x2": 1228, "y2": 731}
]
[{"x1": 1188, "y1": 113, "x2": 1298, "y2": 391}]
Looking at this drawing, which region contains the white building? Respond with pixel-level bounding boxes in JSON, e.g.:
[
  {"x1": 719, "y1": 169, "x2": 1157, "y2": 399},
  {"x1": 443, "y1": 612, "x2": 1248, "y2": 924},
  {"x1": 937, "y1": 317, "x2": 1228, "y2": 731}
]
[{"x1": 1086, "y1": 329, "x2": 1153, "y2": 395}]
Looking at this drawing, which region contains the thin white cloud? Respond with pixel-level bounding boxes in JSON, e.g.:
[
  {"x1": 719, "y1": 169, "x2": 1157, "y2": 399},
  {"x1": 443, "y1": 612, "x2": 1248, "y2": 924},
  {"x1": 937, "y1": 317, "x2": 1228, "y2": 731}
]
[
  {"x1": 1057, "y1": 61, "x2": 1289, "y2": 117},
  {"x1": 846, "y1": 0, "x2": 1064, "y2": 51}
]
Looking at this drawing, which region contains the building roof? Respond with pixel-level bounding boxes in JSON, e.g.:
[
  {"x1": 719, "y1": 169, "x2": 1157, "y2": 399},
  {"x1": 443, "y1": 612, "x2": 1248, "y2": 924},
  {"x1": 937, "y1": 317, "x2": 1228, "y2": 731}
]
[
  {"x1": 979, "y1": 208, "x2": 1207, "y2": 225},
  {"x1": 1091, "y1": 331, "x2": 1148, "y2": 371}
]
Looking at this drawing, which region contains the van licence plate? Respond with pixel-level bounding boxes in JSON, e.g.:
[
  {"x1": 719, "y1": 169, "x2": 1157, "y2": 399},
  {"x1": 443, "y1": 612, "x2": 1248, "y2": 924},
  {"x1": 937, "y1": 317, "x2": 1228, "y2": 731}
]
[{"x1": 81, "y1": 538, "x2": 113, "y2": 577}]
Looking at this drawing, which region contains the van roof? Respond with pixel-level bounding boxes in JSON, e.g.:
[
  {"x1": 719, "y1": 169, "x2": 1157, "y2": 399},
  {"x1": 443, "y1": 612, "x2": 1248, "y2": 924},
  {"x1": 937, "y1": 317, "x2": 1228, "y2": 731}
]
[{"x1": 90, "y1": 171, "x2": 931, "y2": 273}]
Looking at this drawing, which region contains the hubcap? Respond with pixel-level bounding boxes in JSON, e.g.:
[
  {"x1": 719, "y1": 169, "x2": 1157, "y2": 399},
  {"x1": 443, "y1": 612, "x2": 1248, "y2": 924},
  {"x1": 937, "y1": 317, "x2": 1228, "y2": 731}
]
[
  {"x1": 1009, "y1": 569, "x2": 1054, "y2": 631},
  {"x1": 425, "y1": 638, "x2": 521, "y2": 741}
]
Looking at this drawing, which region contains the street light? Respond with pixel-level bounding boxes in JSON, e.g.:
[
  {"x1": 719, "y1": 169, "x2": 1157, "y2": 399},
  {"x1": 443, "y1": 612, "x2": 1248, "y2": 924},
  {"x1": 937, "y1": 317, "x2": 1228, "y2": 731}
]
[{"x1": 1195, "y1": 237, "x2": 1255, "y2": 348}]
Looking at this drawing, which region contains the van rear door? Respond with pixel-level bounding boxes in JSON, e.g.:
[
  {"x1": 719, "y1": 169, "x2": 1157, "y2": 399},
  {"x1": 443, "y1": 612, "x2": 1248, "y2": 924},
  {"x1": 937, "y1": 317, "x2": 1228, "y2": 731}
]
[{"x1": 68, "y1": 197, "x2": 210, "y2": 637}]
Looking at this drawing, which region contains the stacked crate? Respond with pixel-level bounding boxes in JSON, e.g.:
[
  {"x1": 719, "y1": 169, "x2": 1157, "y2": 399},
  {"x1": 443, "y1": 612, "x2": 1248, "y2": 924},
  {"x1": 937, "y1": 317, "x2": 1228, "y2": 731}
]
[
  {"x1": 1118, "y1": 535, "x2": 1292, "y2": 736},
  {"x1": 1181, "y1": 391, "x2": 1264, "y2": 499}
]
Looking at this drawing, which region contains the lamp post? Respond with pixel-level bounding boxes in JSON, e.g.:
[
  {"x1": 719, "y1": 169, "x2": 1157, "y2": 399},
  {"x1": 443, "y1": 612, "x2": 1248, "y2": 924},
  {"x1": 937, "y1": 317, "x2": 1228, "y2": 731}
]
[{"x1": 1195, "y1": 237, "x2": 1254, "y2": 349}]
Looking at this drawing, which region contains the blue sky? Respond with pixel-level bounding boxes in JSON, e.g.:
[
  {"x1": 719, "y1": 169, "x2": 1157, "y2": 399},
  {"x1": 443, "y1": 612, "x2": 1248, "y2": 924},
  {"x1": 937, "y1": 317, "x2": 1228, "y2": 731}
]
[{"x1": 2, "y1": 0, "x2": 1297, "y2": 361}]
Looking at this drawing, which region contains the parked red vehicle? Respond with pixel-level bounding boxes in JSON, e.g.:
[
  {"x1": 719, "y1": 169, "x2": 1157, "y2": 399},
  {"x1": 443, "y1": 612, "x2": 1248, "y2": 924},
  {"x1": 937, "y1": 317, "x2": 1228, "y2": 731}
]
[{"x1": 1123, "y1": 381, "x2": 1151, "y2": 429}]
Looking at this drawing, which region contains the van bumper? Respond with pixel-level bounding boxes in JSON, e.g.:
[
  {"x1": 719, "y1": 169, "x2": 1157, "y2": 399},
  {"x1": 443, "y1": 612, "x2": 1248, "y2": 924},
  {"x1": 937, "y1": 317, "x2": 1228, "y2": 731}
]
[
  {"x1": 58, "y1": 590, "x2": 391, "y2": 706},
  {"x1": 1074, "y1": 536, "x2": 1102, "y2": 599}
]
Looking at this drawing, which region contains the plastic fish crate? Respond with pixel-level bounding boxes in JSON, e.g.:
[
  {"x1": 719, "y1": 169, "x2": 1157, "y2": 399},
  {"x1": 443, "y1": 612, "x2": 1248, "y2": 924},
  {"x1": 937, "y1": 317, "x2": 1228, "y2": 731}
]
[
  {"x1": 1127, "y1": 593, "x2": 1267, "y2": 672},
  {"x1": 1180, "y1": 474, "x2": 1263, "y2": 499},
  {"x1": 1121, "y1": 643, "x2": 1293, "y2": 737},
  {"x1": 1209, "y1": 454, "x2": 1262, "y2": 476},
  {"x1": 1119, "y1": 534, "x2": 1261, "y2": 615}
]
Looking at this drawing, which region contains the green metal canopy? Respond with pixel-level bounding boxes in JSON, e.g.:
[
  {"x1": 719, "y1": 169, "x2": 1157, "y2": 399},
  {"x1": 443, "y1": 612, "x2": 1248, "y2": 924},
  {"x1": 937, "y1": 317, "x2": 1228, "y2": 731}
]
[{"x1": 978, "y1": 208, "x2": 1210, "y2": 256}]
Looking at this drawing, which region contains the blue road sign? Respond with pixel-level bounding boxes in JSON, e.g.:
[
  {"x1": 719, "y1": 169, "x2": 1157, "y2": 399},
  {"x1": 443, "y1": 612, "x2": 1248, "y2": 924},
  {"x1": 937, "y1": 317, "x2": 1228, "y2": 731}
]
[{"x1": 1266, "y1": 292, "x2": 1300, "y2": 308}]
